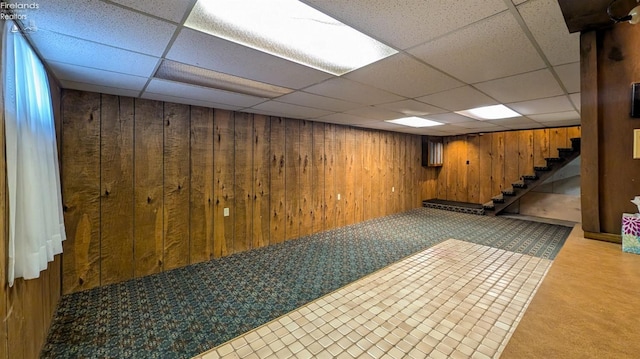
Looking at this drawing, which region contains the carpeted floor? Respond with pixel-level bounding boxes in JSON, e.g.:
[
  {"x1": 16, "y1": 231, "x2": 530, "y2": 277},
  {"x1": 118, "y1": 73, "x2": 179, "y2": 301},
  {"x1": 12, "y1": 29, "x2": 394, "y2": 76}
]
[{"x1": 41, "y1": 208, "x2": 571, "y2": 358}]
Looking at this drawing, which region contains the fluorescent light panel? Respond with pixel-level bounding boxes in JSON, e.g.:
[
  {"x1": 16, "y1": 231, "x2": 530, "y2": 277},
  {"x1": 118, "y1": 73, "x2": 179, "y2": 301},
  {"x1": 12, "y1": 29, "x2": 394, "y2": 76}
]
[
  {"x1": 185, "y1": 0, "x2": 398, "y2": 76},
  {"x1": 154, "y1": 60, "x2": 293, "y2": 98},
  {"x1": 456, "y1": 104, "x2": 521, "y2": 120},
  {"x1": 386, "y1": 117, "x2": 443, "y2": 128}
]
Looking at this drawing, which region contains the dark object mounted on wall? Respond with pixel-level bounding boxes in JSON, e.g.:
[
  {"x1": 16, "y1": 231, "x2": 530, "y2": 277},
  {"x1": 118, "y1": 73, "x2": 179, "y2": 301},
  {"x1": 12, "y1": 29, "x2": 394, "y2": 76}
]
[{"x1": 631, "y1": 83, "x2": 640, "y2": 117}]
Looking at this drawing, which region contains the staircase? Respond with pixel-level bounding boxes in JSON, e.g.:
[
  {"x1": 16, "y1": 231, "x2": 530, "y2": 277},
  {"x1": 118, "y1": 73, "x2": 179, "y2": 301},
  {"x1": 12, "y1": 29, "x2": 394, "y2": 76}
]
[{"x1": 483, "y1": 137, "x2": 581, "y2": 216}]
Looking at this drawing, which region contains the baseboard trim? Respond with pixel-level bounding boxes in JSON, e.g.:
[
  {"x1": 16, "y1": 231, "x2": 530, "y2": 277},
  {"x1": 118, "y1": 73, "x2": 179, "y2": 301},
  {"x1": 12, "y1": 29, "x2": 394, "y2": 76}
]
[{"x1": 583, "y1": 231, "x2": 622, "y2": 244}]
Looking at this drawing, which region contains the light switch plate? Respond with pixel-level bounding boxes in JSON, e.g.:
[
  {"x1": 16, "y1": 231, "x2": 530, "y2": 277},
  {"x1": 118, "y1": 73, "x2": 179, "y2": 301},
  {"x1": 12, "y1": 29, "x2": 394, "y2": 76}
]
[
  {"x1": 224, "y1": 208, "x2": 230, "y2": 217},
  {"x1": 634, "y1": 129, "x2": 640, "y2": 159},
  {"x1": 337, "y1": 193, "x2": 341, "y2": 200}
]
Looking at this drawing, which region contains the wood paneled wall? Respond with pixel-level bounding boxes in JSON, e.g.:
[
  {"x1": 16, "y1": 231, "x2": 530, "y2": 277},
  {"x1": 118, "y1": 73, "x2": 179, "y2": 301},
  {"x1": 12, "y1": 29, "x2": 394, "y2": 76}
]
[
  {"x1": 0, "y1": 71, "x2": 62, "y2": 358},
  {"x1": 434, "y1": 126, "x2": 581, "y2": 204},
  {"x1": 580, "y1": 25, "x2": 640, "y2": 238},
  {"x1": 60, "y1": 90, "x2": 436, "y2": 294}
]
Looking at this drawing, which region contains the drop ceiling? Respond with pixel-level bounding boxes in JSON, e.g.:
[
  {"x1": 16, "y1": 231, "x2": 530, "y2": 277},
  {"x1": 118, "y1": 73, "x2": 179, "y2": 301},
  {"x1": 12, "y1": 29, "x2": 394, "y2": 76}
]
[{"x1": 22, "y1": 0, "x2": 580, "y2": 136}]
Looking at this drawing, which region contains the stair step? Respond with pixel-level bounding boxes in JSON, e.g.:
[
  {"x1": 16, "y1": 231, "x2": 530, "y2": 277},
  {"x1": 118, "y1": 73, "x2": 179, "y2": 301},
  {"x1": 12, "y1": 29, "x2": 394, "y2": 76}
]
[
  {"x1": 482, "y1": 201, "x2": 495, "y2": 210},
  {"x1": 570, "y1": 137, "x2": 581, "y2": 151},
  {"x1": 522, "y1": 174, "x2": 538, "y2": 181},
  {"x1": 557, "y1": 147, "x2": 574, "y2": 153},
  {"x1": 501, "y1": 189, "x2": 516, "y2": 196},
  {"x1": 534, "y1": 166, "x2": 551, "y2": 171},
  {"x1": 492, "y1": 195, "x2": 505, "y2": 204},
  {"x1": 545, "y1": 157, "x2": 564, "y2": 163},
  {"x1": 512, "y1": 181, "x2": 527, "y2": 189}
]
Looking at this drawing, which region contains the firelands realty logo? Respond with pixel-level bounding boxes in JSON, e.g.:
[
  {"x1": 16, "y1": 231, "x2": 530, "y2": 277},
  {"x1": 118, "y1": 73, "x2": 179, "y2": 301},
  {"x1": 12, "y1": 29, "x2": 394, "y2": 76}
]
[{"x1": 1, "y1": 2, "x2": 39, "y2": 20}]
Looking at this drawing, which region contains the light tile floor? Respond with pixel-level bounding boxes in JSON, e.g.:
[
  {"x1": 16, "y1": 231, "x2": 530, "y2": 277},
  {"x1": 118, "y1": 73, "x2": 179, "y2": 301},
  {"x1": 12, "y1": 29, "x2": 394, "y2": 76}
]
[{"x1": 194, "y1": 239, "x2": 551, "y2": 359}]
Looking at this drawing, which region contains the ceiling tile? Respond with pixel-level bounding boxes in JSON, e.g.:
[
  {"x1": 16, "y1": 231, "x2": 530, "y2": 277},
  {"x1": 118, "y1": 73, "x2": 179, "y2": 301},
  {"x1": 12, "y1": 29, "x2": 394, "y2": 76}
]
[
  {"x1": 141, "y1": 92, "x2": 242, "y2": 111},
  {"x1": 275, "y1": 92, "x2": 362, "y2": 112},
  {"x1": 474, "y1": 69, "x2": 564, "y2": 103},
  {"x1": 315, "y1": 113, "x2": 377, "y2": 125},
  {"x1": 59, "y1": 80, "x2": 142, "y2": 98},
  {"x1": 512, "y1": 0, "x2": 529, "y2": 4},
  {"x1": 302, "y1": 0, "x2": 507, "y2": 50},
  {"x1": 344, "y1": 53, "x2": 463, "y2": 98},
  {"x1": 569, "y1": 93, "x2": 581, "y2": 112},
  {"x1": 417, "y1": 86, "x2": 498, "y2": 111},
  {"x1": 108, "y1": 0, "x2": 193, "y2": 23},
  {"x1": 517, "y1": 0, "x2": 580, "y2": 66},
  {"x1": 304, "y1": 78, "x2": 404, "y2": 105},
  {"x1": 554, "y1": 62, "x2": 580, "y2": 93},
  {"x1": 457, "y1": 121, "x2": 508, "y2": 130},
  {"x1": 409, "y1": 11, "x2": 545, "y2": 84},
  {"x1": 506, "y1": 95, "x2": 574, "y2": 115},
  {"x1": 425, "y1": 113, "x2": 478, "y2": 124},
  {"x1": 345, "y1": 106, "x2": 404, "y2": 121},
  {"x1": 29, "y1": 0, "x2": 177, "y2": 56},
  {"x1": 361, "y1": 121, "x2": 409, "y2": 131},
  {"x1": 145, "y1": 79, "x2": 267, "y2": 108},
  {"x1": 249, "y1": 101, "x2": 333, "y2": 119},
  {"x1": 167, "y1": 28, "x2": 332, "y2": 89},
  {"x1": 28, "y1": 30, "x2": 159, "y2": 77},
  {"x1": 535, "y1": 119, "x2": 581, "y2": 127},
  {"x1": 374, "y1": 100, "x2": 446, "y2": 116},
  {"x1": 528, "y1": 110, "x2": 580, "y2": 122},
  {"x1": 490, "y1": 117, "x2": 541, "y2": 127},
  {"x1": 49, "y1": 61, "x2": 148, "y2": 91}
]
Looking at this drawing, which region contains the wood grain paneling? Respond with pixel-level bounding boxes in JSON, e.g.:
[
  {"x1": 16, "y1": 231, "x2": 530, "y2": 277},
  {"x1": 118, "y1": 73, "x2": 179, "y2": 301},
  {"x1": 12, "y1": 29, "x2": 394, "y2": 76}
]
[
  {"x1": 234, "y1": 112, "x2": 253, "y2": 252},
  {"x1": 353, "y1": 129, "x2": 364, "y2": 222},
  {"x1": 549, "y1": 127, "x2": 568, "y2": 157},
  {"x1": 344, "y1": 127, "x2": 356, "y2": 225},
  {"x1": 269, "y1": 117, "x2": 286, "y2": 244},
  {"x1": 456, "y1": 136, "x2": 468, "y2": 202},
  {"x1": 189, "y1": 106, "x2": 214, "y2": 262},
  {"x1": 100, "y1": 95, "x2": 134, "y2": 285},
  {"x1": 285, "y1": 119, "x2": 300, "y2": 240},
  {"x1": 62, "y1": 90, "x2": 101, "y2": 293},
  {"x1": 163, "y1": 103, "x2": 191, "y2": 270},
  {"x1": 213, "y1": 109, "x2": 234, "y2": 257},
  {"x1": 491, "y1": 132, "x2": 506, "y2": 195},
  {"x1": 299, "y1": 120, "x2": 314, "y2": 236},
  {"x1": 334, "y1": 125, "x2": 346, "y2": 225},
  {"x1": 533, "y1": 129, "x2": 550, "y2": 167},
  {"x1": 518, "y1": 130, "x2": 534, "y2": 178},
  {"x1": 467, "y1": 135, "x2": 480, "y2": 203},
  {"x1": 312, "y1": 122, "x2": 325, "y2": 233},
  {"x1": 133, "y1": 99, "x2": 164, "y2": 277},
  {"x1": 362, "y1": 130, "x2": 373, "y2": 219},
  {"x1": 253, "y1": 115, "x2": 270, "y2": 248},
  {"x1": 479, "y1": 134, "x2": 493, "y2": 204},
  {"x1": 324, "y1": 124, "x2": 336, "y2": 228},
  {"x1": 504, "y1": 131, "x2": 520, "y2": 187},
  {"x1": 371, "y1": 131, "x2": 382, "y2": 219}
]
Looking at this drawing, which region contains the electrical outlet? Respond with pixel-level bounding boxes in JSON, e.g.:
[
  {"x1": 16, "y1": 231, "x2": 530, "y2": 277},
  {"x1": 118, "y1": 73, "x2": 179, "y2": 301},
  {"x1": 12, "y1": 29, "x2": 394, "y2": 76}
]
[
  {"x1": 392, "y1": 186, "x2": 395, "y2": 193},
  {"x1": 223, "y1": 208, "x2": 229, "y2": 217},
  {"x1": 337, "y1": 193, "x2": 341, "y2": 200}
]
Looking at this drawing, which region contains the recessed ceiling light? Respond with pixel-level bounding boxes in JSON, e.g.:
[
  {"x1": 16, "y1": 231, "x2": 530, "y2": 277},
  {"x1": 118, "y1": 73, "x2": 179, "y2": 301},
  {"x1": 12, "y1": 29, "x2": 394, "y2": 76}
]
[
  {"x1": 154, "y1": 60, "x2": 293, "y2": 98},
  {"x1": 455, "y1": 104, "x2": 521, "y2": 120},
  {"x1": 185, "y1": 0, "x2": 398, "y2": 76},
  {"x1": 385, "y1": 117, "x2": 444, "y2": 128}
]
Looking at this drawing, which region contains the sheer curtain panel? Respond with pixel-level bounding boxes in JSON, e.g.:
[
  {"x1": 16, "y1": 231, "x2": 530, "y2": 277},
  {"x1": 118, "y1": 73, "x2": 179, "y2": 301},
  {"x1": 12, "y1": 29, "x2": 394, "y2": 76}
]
[{"x1": 3, "y1": 21, "x2": 66, "y2": 286}]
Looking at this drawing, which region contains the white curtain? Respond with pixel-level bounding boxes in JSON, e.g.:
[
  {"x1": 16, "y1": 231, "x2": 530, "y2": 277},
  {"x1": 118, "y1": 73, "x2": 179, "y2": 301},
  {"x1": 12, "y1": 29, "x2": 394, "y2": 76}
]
[{"x1": 3, "y1": 21, "x2": 66, "y2": 286}]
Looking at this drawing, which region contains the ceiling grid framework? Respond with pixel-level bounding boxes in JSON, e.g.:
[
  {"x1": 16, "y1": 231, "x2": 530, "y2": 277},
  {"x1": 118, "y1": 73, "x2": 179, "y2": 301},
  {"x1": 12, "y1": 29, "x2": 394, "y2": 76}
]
[{"x1": 22, "y1": 0, "x2": 580, "y2": 135}]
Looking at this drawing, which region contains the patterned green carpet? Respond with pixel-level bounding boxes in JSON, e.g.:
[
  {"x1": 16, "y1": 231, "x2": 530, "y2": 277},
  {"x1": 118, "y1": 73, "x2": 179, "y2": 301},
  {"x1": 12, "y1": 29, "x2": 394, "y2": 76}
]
[{"x1": 41, "y1": 208, "x2": 571, "y2": 358}]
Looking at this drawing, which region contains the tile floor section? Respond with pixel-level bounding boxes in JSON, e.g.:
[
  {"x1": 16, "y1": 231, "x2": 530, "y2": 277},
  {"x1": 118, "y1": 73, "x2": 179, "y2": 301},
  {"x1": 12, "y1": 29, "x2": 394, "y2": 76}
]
[{"x1": 195, "y1": 239, "x2": 551, "y2": 359}]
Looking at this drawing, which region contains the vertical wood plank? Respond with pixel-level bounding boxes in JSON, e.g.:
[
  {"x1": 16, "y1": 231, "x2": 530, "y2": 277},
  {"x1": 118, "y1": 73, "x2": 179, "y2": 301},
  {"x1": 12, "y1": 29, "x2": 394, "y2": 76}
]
[
  {"x1": 478, "y1": 134, "x2": 493, "y2": 203},
  {"x1": 312, "y1": 122, "x2": 325, "y2": 233},
  {"x1": 344, "y1": 127, "x2": 356, "y2": 225},
  {"x1": 234, "y1": 112, "x2": 253, "y2": 253},
  {"x1": 324, "y1": 124, "x2": 337, "y2": 228},
  {"x1": 504, "y1": 131, "x2": 520, "y2": 187},
  {"x1": 533, "y1": 128, "x2": 550, "y2": 167},
  {"x1": 285, "y1": 119, "x2": 300, "y2": 240},
  {"x1": 253, "y1": 115, "x2": 270, "y2": 249},
  {"x1": 411, "y1": 135, "x2": 422, "y2": 208},
  {"x1": 269, "y1": 117, "x2": 286, "y2": 244},
  {"x1": 491, "y1": 132, "x2": 505, "y2": 196},
  {"x1": 213, "y1": 109, "x2": 235, "y2": 257},
  {"x1": 384, "y1": 133, "x2": 394, "y2": 215},
  {"x1": 190, "y1": 106, "x2": 214, "y2": 262},
  {"x1": 371, "y1": 131, "x2": 382, "y2": 218},
  {"x1": 100, "y1": 95, "x2": 134, "y2": 285},
  {"x1": 62, "y1": 90, "x2": 101, "y2": 293},
  {"x1": 567, "y1": 126, "x2": 581, "y2": 142},
  {"x1": 335, "y1": 125, "x2": 347, "y2": 225},
  {"x1": 6, "y1": 282, "x2": 24, "y2": 359},
  {"x1": 299, "y1": 120, "x2": 314, "y2": 236},
  {"x1": 456, "y1": 136, "x2": 468, "y2": 202},
  {"x1": 353, "y1": 129, "x2": 364, "y2": 221},
  {"x1": 446, "y1": 137, "x2": 457, "y2": 201},
  {"x1": 549, "y1": 127, "x2": 568, "y2": 157},
  {"x1": 23, "y1": 279, "x2": 43, "y2": 359},
  {"x1": 467, "y1": 135, "x2": 481, "y2": 204},
  {"x1": 134, "y1": 98, "x2": 164, "y2": 277},
  {"x1": 436, "y1": 137, "x2": 447, "y2": 201},
  {"x1": 396, "y1": 134, "x2": 406, "y2": 211},
  {"x1": 362, "y1": 130, "x2": 373, "y2": 219},
  {"x1": 518, "y1": 130, "x2": 534, "y2": 179},
  {"x1": 163, "y1": 103, "x2": 190, "y2": 270}
]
